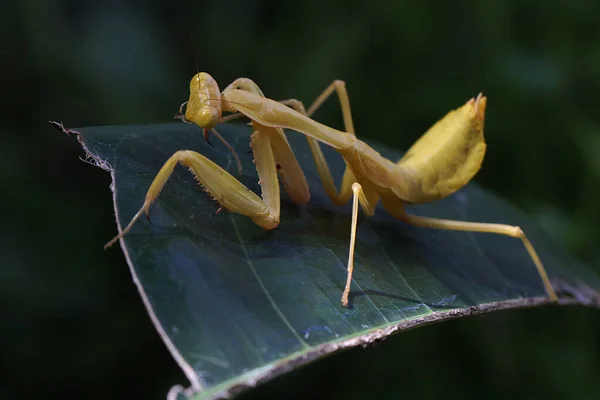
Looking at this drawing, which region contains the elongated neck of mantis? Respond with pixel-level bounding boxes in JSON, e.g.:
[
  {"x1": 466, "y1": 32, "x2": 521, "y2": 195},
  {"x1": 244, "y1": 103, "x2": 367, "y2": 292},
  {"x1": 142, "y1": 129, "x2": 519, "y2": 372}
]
[{"x1": 223, "y1": 89, "x2": 356, "y2": 150}]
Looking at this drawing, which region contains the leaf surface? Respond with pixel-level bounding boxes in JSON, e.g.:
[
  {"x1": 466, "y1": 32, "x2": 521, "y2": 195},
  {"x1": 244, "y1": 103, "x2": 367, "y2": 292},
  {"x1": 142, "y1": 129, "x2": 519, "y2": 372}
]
[{"x1": 71, "y1": 122, "x2": 600, "y2": 399}]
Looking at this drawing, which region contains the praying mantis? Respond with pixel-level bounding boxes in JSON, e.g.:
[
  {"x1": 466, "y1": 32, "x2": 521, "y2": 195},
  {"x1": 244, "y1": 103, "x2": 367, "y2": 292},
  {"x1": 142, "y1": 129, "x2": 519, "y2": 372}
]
[{"x1": 105, "y1": 72, "x2": 559, "y2": 307}]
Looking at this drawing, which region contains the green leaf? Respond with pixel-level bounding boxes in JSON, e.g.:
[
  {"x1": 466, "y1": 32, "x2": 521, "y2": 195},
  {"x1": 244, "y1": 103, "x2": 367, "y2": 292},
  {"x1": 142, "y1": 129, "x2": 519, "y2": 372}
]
[{"x1": 66, "y1": 122, "x2": 600, "y2": 399}]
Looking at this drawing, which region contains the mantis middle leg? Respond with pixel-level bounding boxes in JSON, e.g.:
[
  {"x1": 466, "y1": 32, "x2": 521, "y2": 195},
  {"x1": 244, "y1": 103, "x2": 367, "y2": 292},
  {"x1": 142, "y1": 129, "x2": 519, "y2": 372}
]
[
  {"x1": 277, "y1": 81, "x2": 379, "y2": 210},
  {"x1": 276, "y1": 81, "x2": 381, "y2": 306},
  {"x1": 219, "y1": 79, "x2": 378, "y2": 306}
]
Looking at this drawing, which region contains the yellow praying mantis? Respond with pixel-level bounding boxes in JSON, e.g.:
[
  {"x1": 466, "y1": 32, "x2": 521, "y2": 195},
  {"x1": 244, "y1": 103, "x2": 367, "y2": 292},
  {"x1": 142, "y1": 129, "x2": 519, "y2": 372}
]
[{"x1": 105, "y1": 72, "x2": 559, "y2": 307}]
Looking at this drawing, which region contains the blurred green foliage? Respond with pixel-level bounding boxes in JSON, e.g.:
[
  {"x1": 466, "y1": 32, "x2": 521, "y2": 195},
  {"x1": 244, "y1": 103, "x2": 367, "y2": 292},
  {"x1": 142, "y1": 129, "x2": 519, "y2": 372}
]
[{"x1": 2, "y1": 0, "x2": 599, "y2": 399}]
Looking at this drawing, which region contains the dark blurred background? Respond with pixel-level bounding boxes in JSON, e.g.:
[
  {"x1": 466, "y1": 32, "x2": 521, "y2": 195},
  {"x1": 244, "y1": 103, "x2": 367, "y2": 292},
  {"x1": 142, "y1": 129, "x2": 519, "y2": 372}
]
[{"x1": 2, "y1": 0, "x2": 599, "y2": 399}]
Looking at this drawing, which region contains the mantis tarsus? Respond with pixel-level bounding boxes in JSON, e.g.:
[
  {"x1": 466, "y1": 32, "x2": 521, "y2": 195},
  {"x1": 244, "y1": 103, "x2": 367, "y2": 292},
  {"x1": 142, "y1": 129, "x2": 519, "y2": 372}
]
[{"x1": 105, "y1": 72, "x2": 559, "y2": 307}]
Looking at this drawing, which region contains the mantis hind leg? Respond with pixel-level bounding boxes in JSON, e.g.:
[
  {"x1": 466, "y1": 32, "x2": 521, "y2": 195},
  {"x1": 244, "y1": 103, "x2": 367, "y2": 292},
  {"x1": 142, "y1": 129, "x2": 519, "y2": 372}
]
[{"x1": 394, "y1": 210, "x2": 558, "y2": 302}]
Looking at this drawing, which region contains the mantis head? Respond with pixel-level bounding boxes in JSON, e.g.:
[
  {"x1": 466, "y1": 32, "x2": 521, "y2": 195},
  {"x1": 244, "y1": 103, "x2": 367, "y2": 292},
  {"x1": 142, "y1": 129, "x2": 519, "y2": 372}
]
[
  {"x1": 185, "y1": 104, "x2": 220, "y2": 128},
  {"x1": 184, "y1": 72, "x2": 222, "y2": 129}
]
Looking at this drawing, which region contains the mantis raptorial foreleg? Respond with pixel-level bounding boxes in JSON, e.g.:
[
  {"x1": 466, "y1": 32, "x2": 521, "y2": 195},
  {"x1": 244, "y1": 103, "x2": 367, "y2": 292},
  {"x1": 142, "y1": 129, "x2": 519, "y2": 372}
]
[
  {"x1": 220, "y1": 79, "x2": 311, "y2": 206},
  {"x1": 104, "y1": 125, "x2": 287, "y2": 249}
]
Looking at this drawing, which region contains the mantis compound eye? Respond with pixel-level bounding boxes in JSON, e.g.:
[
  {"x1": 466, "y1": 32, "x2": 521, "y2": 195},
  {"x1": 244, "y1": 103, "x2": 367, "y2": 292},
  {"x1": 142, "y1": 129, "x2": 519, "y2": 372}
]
[
  {"x1": 201, "y1": 107, "x2": 219, "y2": 126},
  {"x1": 192, "y1": 107, "x2": 219, "y2": 129}
]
